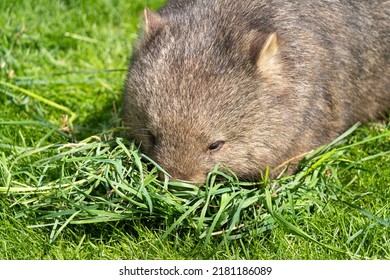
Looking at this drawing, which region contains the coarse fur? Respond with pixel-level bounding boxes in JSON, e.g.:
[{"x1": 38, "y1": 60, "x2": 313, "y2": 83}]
[{"x1": 123, "y1": 0, "x2": 390, "y2": 182}]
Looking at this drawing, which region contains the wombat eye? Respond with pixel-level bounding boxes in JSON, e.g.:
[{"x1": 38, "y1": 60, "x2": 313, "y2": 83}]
[{"x1": 208, "y1": 141, "x2": 225, "y2": 153}]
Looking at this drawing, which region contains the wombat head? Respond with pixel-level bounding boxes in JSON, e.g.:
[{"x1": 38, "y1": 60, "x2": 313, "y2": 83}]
[{"x1": 123, "y1": 9, "x2": 297, "y2": 183}]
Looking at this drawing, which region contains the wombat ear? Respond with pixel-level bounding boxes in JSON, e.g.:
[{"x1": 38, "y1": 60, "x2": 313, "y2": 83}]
[
  {"x1": 255, "y1": 33, "x2": 280, "y2": 74},
  {"x1": 143, "y1": 9, "x2": 166, "y2": 38}
]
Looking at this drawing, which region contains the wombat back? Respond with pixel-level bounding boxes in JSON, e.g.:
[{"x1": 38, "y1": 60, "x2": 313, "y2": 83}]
[{"x1": 123, "y1": 0, "x2": 390, "y2": 182}]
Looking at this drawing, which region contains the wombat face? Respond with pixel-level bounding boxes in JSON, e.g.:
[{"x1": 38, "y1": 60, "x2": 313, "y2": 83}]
[{"x1": 123, "y1": 9, "x2": 297, "y2": 182}]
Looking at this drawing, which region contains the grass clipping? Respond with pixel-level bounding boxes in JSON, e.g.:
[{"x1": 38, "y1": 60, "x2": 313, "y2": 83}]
[{"x1": 1, "y1": 124, "x2": 389, "y2": 251}]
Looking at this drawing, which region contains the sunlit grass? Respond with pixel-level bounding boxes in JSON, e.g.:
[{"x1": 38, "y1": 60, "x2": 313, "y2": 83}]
[{"x1": 1, "y1": 0, "x2": 389, "y2": 260}]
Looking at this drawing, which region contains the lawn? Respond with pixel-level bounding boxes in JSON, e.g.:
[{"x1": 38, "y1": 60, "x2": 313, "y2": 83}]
[{"x1": 0, "y1": 0, "x2": 389, "y2": 260}]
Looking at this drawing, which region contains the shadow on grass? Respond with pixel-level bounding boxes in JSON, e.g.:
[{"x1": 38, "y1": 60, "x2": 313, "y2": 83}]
[{"x1": 72, "y1": 95, "x2": 124, "y2": 141}]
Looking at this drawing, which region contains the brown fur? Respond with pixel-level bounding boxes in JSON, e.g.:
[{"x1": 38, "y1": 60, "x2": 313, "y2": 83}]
[{"x1": 123, "y1": 0, "x2": 390, "y2": 182}]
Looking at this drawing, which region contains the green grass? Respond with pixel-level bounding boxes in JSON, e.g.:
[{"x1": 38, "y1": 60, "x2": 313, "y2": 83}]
[{"x1": 1, "y1": 0, "x2": 389, "y2": 260}]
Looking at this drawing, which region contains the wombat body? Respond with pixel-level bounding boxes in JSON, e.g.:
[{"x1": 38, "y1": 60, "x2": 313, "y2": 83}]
[{"x1": 123, "y1": 0, "x2": 390, "y2": 182}]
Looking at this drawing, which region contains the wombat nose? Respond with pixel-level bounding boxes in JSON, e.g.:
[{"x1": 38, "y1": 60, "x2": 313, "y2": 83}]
[{"x1": 157, "y1": 171, "x2": 166, "y2": 181}]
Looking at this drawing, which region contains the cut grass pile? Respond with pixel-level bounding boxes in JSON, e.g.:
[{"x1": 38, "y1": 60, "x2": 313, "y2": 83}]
[
  {"x1": 0, "y1": 0, "x2": 389, "y2": 259},
  {"x1": 1, "y1": 121, "x2": 389, "y2": 259}
]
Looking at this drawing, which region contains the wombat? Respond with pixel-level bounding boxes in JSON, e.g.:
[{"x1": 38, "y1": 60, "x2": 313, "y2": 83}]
[{"x1": 123, "y1": 0, "x2": 390, "y2": 182}]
